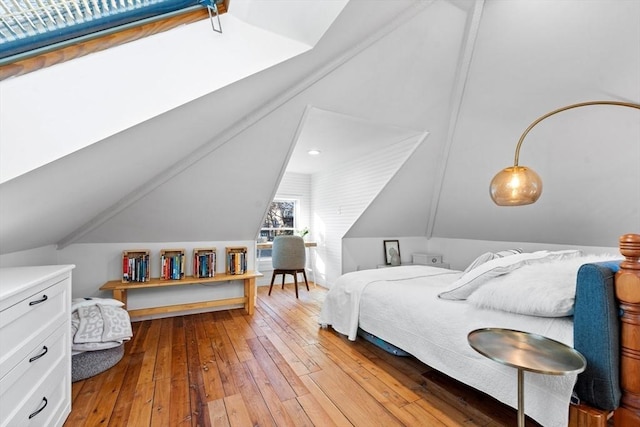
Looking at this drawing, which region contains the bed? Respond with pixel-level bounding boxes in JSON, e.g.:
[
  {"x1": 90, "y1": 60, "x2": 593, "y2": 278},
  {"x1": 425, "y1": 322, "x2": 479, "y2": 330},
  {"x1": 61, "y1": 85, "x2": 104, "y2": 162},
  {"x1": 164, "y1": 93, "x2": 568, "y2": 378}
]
[{"x1": 318, "y1": 234, "x2": 640, "y2": 427}]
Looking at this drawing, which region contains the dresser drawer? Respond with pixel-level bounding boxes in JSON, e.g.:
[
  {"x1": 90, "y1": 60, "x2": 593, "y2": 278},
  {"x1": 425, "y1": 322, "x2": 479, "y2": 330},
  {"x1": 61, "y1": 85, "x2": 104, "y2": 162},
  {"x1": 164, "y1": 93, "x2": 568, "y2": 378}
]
[
  {"x1": 0, "y1": 355, "x2": 70, "y2": 427},
  {"x1": 0, "y1": 276, "x2": 70, "y2": 379},
  {"x1": 0, "y1": 321, "x2": 69, "y2": 413}
]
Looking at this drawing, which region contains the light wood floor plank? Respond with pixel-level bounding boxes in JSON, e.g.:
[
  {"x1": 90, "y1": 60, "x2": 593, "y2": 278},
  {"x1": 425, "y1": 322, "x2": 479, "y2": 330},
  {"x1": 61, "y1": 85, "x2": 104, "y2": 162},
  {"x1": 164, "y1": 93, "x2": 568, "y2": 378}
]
[
  {"x1": 282, "y1": 397, "x2": 315, "y2": 427},
  {"x1": 194, "y1": 313, "x2": 226, "y2": 401},
  {"x1": 153, "y1": 317, "x2": 174, "y2": 381},
  {"x1": 65, "y1": 368, "x2": 109, "y2": 425},
  {"x1": 401, "y1": 401, "x2": 449, "y2": 427},
  {"x1": 236, "y1": 305, "x2": 269, "y2": 338},
  {"x1": 142, "y1": 315, "x2": 163, "y2": 352},
  {"x1": 150, "y1": 377, "x2": 172, "y2": 427},
  {"x1": 308, "y1": 367, "x2": 403, "y2": 427},
  {"x1": 257, "y1": 297, "x2": 315, "y2": 347},
  {"x1": 184, "y1": 315, "x2": 211, "y2": 426},
  {"x1": 137, "y1": 318, "x2": 161, "y2": 386},
  {"x1": 213, "y1": 321, "x2": 241, "y2": 365},
  {"x1": 223, "y1": 394, "x2": 254, "y2": 427},
  {"x1": 252, "y1": 315, "x2": 313, "y2": 377},
  {"x1": 257, "y1": 334, "x2": 312, "y2": 396},
  {"x1": 129, "y1": 320, "x2": 151, "y2": 354},
  {"x1": 171, "y1": 337, "x2": 188, "y2": 380},
  {"x1": 229, "y1": 362, "x2": 277, "y2": 427},
  {"x1": 245, "y1": 336, "x2": 299, "y2": 401},
  {"x1": 244, "y1": 359, "x2": 298, "y2": 427},
  {"x1": 222, "y1": 317, "x2": 254, "y2": 362},
  {"x1": 106, "y1": 351, "x2": 145, "y2": 426},
  {"x1": 80, "y1": 346, "x2": 132, "y2": 426},
  {"x1": 71, "y1": 379, "x2": 83, "y2": 402},
  {"x1": 255, "y1": 305, "x2": 321, "y2": 374},
  {"x1": 201, "y1": 312, "x2": 241, "y2": 397},
  {"x1": 168, "y1": 378, "x2": 192, "y2": 426},
  {"x1": 320, "y1": 331, "x2": 421, "y2": 403},
  {"x1": 298, "y1": 374, "x2": 353, "y2": 426},
  {"x1": 295, "y1": 393, "x2": 341, "y2": 427},
  {"x1": 317, "y1": 338, "x2": 414, "y2": 408},
  {"x1": 208, "y1": 398, "x2": 231, "y2": 427},
  {"x1": 126, "y1": 380, "x2": 155, "y2": 426}
]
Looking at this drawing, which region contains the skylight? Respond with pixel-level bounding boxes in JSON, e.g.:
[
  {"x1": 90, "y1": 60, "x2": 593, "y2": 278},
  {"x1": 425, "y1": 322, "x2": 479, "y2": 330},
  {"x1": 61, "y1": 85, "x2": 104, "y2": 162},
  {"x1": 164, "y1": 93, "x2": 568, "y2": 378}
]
[{"x1": 0, "y1": 0, "x2": 216, "y2": 62}]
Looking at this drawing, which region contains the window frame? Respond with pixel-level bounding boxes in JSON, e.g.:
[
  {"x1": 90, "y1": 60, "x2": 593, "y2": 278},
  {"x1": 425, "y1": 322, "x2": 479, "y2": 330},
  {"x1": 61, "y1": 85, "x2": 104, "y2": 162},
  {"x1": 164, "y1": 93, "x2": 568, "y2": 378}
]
[
  {"x1": 259, "y1": 198, "x2": 299, "y2": 243},
  {"x1": 0, "y1": 2, "x2": 226, "y2": 80}
]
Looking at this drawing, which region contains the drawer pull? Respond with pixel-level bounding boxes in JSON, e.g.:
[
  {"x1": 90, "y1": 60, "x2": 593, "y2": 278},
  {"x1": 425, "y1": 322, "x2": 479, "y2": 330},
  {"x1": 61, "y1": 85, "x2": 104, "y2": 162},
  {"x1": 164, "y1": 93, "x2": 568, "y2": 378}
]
[
  {"x1": 28, "y1": 397, "x2": 48, "y2": 419},
  {"x1": 29, "y1": 346, "x2": 48, "y2": 363},
  {"x1": 28, "y1": 295, "x2": 48, "y2": 306}
]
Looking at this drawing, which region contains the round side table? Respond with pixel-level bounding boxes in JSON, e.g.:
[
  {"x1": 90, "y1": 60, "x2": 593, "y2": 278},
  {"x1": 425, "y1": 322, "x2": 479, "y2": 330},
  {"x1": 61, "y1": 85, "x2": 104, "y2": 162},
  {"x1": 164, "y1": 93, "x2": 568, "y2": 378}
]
[{"x1": 468, "y1": 328, "x2": 586, "y2": 427}]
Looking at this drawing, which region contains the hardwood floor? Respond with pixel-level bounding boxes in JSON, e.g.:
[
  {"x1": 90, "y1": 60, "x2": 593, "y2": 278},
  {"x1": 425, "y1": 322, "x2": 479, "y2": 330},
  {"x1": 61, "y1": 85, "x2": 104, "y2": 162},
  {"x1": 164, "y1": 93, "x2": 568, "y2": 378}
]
[{"x1": 65, "y1": 284, "x2": 538, "y2": 426}]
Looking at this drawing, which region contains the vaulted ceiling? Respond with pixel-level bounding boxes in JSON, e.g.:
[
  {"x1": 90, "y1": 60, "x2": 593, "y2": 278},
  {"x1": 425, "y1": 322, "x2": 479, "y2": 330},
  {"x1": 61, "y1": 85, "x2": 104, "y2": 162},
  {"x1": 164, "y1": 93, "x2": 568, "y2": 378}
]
[{"x1": 0, "y1": 0, "x2": 638, "y2": 255}]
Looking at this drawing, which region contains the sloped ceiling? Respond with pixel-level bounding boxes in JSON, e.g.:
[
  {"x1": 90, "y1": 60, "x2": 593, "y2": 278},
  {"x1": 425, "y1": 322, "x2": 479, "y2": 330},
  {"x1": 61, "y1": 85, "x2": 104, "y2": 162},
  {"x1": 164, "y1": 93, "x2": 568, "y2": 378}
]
[
  {"x1": 0, "y1": 0, "x2": 638, "y2": 256},
  {"x1": 433, "y1": 0, "x2": 640, "y2": 246},
  {"x1": 288, "y1": 107, "x2": 426, "y2": 175},
  {"x1": 0, "y1": 0, "x2": 349, "y2": 184},
  {"x1": 1, "y1": 0, "x2": 457, "y2": 253},
  {"x1": 71, "y1": 0, "x2": 466, "y2": 246}
]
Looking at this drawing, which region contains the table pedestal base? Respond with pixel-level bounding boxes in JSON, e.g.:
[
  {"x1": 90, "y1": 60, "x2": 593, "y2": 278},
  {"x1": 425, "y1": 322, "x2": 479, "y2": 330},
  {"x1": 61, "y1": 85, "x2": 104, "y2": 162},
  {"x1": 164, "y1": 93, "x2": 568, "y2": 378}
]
[{"x1": 517, "y1": 368, "x2": 525, "y2": 427}]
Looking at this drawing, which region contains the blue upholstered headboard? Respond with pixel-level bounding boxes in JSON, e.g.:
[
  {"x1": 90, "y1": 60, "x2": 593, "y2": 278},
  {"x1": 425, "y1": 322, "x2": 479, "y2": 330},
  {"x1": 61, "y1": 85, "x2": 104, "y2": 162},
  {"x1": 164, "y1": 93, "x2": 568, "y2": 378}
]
[{"x1": 573, "y1": 261, "x2": 622, "y2": 410}]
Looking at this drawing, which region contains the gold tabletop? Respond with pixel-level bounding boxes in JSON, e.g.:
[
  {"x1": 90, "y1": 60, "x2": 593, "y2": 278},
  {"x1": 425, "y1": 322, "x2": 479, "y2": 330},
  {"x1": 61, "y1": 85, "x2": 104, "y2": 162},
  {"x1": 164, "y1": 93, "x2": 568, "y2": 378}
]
[{"x1": 468, "y1": 328, "x2": 586, "y2": 375}]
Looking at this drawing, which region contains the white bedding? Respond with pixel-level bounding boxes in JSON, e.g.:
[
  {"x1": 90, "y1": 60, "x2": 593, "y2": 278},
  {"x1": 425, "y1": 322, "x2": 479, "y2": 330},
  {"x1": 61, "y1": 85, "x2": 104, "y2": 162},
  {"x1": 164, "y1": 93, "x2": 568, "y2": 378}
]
[{"x1": 319, "y1": 265, "x2": 576, "y2": 427}]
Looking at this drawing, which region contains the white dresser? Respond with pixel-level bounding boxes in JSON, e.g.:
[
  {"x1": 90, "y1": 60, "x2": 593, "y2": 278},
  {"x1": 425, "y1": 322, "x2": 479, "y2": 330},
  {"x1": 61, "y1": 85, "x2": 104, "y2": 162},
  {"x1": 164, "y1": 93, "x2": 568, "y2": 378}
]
[{"x1": 0, "y1": 265, "x2": 75, "y2": 427}]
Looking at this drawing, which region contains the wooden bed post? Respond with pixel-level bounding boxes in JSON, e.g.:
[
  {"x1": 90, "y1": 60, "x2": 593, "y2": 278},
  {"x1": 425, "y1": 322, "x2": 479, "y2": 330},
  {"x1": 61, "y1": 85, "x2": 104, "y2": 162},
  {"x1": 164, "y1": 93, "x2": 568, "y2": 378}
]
[{"x1": 614, "y1": 233, "x2": 640, "y2": 426}]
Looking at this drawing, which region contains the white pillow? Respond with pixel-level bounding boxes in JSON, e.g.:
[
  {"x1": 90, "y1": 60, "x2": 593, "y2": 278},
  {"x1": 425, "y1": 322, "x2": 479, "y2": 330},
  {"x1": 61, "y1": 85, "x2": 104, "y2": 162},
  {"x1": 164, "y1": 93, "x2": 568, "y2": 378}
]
[
  {"x1": 72, "y1": 297, "x2": 124, "y2": 312},
  {"x1": 463, "y1": 249, "x2": 523, "y2": 273},
  {"x1": 467, "y1": 254, "x2": 620, "y2": 317},
  {"x1": 438, "y1": 251, "x2": 552, "y2": 300}
]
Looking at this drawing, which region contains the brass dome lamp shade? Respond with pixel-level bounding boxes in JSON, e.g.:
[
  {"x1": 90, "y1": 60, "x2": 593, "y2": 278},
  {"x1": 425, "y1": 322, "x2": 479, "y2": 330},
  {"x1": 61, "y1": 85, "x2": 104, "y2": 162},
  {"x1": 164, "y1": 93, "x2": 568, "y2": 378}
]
[{"x1": 490, "y1": 101, "x2": 640, "y2": 206}]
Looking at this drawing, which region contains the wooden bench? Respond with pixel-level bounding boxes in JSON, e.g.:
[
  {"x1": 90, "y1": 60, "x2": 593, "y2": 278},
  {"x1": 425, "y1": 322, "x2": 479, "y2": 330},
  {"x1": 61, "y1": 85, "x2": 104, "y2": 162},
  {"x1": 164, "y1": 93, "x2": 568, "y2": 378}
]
[{"x1": 100, "y1": 271, "x2": 262, "y2": 319}]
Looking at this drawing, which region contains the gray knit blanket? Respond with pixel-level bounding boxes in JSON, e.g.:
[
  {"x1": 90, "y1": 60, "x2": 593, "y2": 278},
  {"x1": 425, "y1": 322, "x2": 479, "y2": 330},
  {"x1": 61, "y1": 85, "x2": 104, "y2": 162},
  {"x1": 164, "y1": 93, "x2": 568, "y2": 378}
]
[{"x1": 71, "y1": 303, "x2": 132, "y2": 352}]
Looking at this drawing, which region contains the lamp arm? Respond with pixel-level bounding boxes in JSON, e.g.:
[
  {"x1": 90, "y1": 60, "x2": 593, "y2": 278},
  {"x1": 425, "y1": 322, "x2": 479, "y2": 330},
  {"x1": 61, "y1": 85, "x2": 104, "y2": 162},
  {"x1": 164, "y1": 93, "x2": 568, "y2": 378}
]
[{"x1": 513, "y1": 100, "x2": 640, "y2": 166}]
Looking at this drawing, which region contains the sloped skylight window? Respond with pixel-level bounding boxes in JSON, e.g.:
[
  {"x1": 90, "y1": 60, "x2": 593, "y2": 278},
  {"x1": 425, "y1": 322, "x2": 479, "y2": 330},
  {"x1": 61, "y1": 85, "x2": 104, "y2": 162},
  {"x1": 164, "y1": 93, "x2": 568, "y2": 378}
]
[{"x1": 0, "y1": 0, "x2": 220, "y2": 62}]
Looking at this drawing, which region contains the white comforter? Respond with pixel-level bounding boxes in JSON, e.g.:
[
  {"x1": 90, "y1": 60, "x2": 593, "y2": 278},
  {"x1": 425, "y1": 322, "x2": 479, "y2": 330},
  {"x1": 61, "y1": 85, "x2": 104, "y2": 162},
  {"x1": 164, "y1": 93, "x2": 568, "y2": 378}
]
[
  {"x1": 318, "y1": 266, "x2": 459, "y2": 340},
  {"x1": 318, "y1": 265, "x2": 576, "y2": 427}
]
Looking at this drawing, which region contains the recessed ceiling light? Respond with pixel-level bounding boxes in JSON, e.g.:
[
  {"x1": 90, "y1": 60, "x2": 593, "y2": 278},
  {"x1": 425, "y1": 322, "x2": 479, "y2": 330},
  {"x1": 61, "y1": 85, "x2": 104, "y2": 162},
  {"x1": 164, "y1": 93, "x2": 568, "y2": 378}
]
[{"x1": 308, "y1": 149, "x2": 321, "y2": 155}]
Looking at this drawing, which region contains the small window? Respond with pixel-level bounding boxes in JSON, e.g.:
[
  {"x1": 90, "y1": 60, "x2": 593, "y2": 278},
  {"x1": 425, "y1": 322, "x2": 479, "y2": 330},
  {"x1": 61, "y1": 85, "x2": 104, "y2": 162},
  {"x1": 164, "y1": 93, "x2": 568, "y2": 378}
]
[{"x1": 260, "y1": 199, "x2": 297, "y2": 242}]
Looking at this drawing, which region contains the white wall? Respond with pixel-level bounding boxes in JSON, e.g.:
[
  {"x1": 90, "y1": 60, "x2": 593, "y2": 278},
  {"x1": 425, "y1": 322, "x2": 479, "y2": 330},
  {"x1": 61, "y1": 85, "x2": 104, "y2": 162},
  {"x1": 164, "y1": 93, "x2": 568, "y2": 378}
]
[
  {"x1": 0, "y1": 245, "x2": 57, "y2": 268},
  {"x1": 427, "y1": 237, "x2": 621, "y2": 272},
  {"x1": 229, "y1": 0, "x2": 348, "y2": 47},
  {"x1": 274, "y1": 172, "x2": 312, "y2": 236},
  {"x1": 342, "y1": 236, "x2": 429, "y2": 272},
  {"x1": 312, "y1": 137, "x2": 422, "y2": 287}
]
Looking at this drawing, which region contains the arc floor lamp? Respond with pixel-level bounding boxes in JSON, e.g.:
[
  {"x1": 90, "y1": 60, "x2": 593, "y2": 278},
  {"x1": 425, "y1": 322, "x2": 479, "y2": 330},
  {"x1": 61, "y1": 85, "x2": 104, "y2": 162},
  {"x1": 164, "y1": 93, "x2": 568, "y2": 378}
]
[
  {"x1": 489, "y1": 100, "x2": 640, "y2": 426},
  {"x1": 489, "y1": 100, "x2": 640, "y2": 206}
]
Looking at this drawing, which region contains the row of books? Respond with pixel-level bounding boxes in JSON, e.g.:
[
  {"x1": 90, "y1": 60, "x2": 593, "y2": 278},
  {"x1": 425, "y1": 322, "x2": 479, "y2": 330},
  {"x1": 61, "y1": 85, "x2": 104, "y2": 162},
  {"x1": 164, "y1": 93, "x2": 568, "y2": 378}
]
[
  {"x1": 122, "y1": 247, "x2": 246, "y2": 282},
  {"x1": 161, "y1": 252, "x2": 185, "y2": 280},
  {"x1": 123, "y1": 252, "x2": 150, "y2": 282},
  {"x1": 227, "y1": 251, "x2": 247, "y2": 275},
  {"x1": 194, "y1": 251, "x2": 216, "y2": 278}
]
